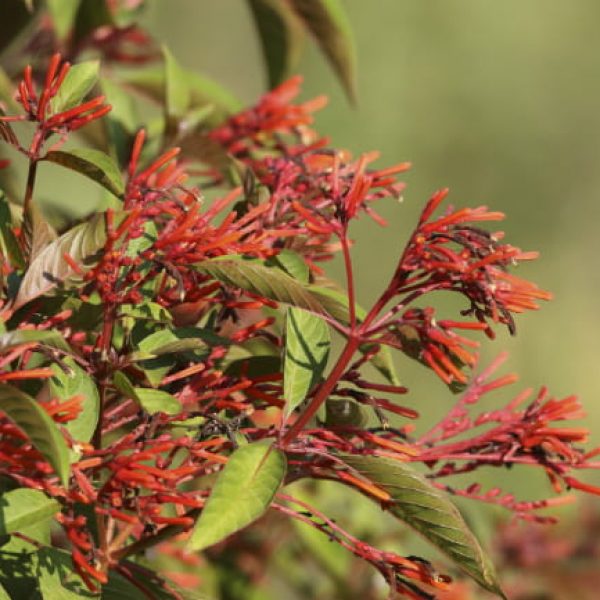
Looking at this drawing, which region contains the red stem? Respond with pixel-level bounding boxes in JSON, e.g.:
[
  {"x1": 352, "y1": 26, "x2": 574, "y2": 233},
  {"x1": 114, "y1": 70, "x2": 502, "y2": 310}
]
[{"x1": 281, "y1": 337, "x2": 360, "y2": 446}]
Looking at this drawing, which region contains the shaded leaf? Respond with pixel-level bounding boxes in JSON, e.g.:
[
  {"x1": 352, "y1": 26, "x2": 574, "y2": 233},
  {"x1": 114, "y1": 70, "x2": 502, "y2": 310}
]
[
  {"x1": 289, "y1": 0, "x2": 357, "y2": 102},
  {"x1": 0, "y1": 488, "x2": 59, "y2": 536},
  {"x1": 0, "y1": 384, "x2": 70, "y2": 485},
  {"x1": 101, "y1": 77, "x2": 139, "y2": 167},
  {"x1": 0, "y1": 329, "x2": 70, "y2": 353},
  {"x1": 52, "y1": 60, "x2": 100, "y2": 113},
  {"x1": 188, "y1": 441, "x2": 286, "y2": 551},
  {"x1": 21, "y1": 200, "x2": 57, "y2": 265},
  {"x1": 14, "y1": 212, "x2": 108, "y2": 310},
  {"x1": 72, "y1": 0, "x2": 114, "y2": 45},
  {"x1": 195, "y1": 259, "x2": 327, "y2": 317},
  {"x1": 248, "y1": 0, "x2": 305, "y2": 88},
  {"x1": 283, "y1": 308, "x2": 330, "y2": 419},
  {"x1": 342, "y1": 454, "x2": 506, "y2": 598},
  {"x1": 0, "y1": 194, "x2": 24, "y2": 269},
  {"x1": 0, "y1": 0, "x2": 35, "y2": 56},
  {"x1": 44, "y1": 148, "x2": 124, "y2": 198}
]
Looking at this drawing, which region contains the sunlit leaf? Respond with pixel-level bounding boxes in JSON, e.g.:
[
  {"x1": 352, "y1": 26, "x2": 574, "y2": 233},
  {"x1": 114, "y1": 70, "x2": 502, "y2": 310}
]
[
  {"x1": 0, "y1": 488, "x2": 59, "y2": 536},
  {"x1": 14, "y1": 212, "x2": 108, "y2": 310},
  {"x1": 289, "y1": 0, "x2": 357, "y2": 102},
  {"x1": 49, "y1": 357, "x2": 99, "y2": 447},
  {"x1": 342, "y1": 454, "x2": 506, "y2": 598},
  {"x1": 162, "y1": 46, "x2": 191, "y2": 118},
  {"x1": 266, "y1": 249, "x2": 310, "y2": 283},
  {"x1": 47, "y1": 0, "x2": 81, "y2": 41},
  {"x1": 0, "y1": 384, "x2": 70, "y2": 486},
  {"x1": 52, "y1": 60, "x2": 100, "y2": 113},
  {"x1": 44, "y1": 148, "x2": 124, "y2": 198},
  {"x1": 248, "y1": 0, "x2": 305, "y2": 88},
  {"x1": 283, "y1": 307, "x2": 330, "y2": 419},
  {"x1": 188, "y1": 441, "x2": 286, "y2": 551},
  {"x1": 133, "y1": 388, "x2": 182, "y2": 415}
]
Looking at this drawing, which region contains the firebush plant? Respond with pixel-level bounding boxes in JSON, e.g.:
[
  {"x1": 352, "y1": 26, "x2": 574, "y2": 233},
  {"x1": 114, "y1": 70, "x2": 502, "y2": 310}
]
[{"x1": 0, "y1": 1, "x2": 598, "y2": 599}]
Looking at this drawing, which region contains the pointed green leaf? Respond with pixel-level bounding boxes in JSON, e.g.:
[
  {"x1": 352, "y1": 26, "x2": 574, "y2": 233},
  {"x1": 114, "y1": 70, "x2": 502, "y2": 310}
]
[
  {"x1": 0, "y1": 384, "x2": 70, "y2": 485},
  {"x1": 188, "y1": 441, "x2": 286, "y2": 551},
  {"x1": 13, "y1": 212, "x2": 108, "y2": 310},
  {"x1": 0, "y1": 488, "x2": 59, "y2": 536},
  {"x1": 0, "y1": 194, "x2": 24, "y2": 269},
  {"x1": 44, "y1": 148, "x2": 124, "y2": 198},
  {"x1": 51, "y1": 60, "x2": 100, "y2": 113},
  {"x1": 266, "y1": 249, "x2": 309, "y2": 283},
  {"x1": 195, "y1": 259, "x2": 327, "y2": 317},
  {"x1": 162, "y1": 46, "x2": 191, "y2": 118},
  {"x1": 49, "y1": 358, "x2": 99, "y2": 446},
  {"x1": 101, "y1": 77, "x2": 139, "y2": 167},
  {"x1": 341, "y1": 454, "x2": 506, "y2": 598},
  {"x1": 289, "y1": 0, "x2": 357, "y2": 102},
  {"x1": 283, "y1": 307, "x2": 330, "y2": 419},
  {"x1": 47, "y1": 0, "x2": 82, "y2": 41},
  {"x1": 248, "y1": 0, "x2": 305, "y2": 88},
  {"x1": 133, "y1": 388, "x2": 182, "y2": 416}
]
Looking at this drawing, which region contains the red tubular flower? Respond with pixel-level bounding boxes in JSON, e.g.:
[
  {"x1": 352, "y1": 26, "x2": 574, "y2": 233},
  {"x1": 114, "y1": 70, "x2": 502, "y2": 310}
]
[
  {"x1": 209, "y1": 76, "x2": 327, "y2": 157},
  {"x1": 0, "y1": 53, "x2": 110, "y2": 135}
]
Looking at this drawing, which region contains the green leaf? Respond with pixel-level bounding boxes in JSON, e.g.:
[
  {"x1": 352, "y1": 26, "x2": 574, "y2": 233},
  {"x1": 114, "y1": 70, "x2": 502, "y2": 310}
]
[
  {"x1": 47, "y1": 0, "x2": 82, "y2": 41},
  {"x1": 266, "y1": 249, "x2": 309, "y2": 283},
  {"x1": 72, "y1": 0, "x2": 114, "y2": 45},
  {"x1": 0, "y1": 329, "x2": 70, "y2": 353},
  {"x1": 49, "y1": 358, "x2": 99, "y2": 447},
  {"x1": 122, "y1": 66, "x2": 240, "y2": 126},
  {"x1": 133, "y1": 327, "x2": 219, "y2": 386},
  {"x1": 113, "y1": 371, "x2": 182, "y2": 415},
  {"x1": 119, "y1": 302, "x2": 172, "y2": 324},
  {"x1": 0, "y1": 384, "x2": 70, "y2": 486},
  {"x1": 0, "y1": 488, "x2": 59, "y2": 536},
  {"x1": 13, "y1": 212, "x2": 109, "y2": 310},
  {"x1": 44, "y1": 148, "x2": 124, "y2": 198},
  {"x1": 0, "y1": 582, "x2": 9, "y2": 600},
  {"x1": 0, "y1": 194, "x2": 24, "y2": 269},
  {"x1": 188, "y1": 441, "x2": 286, "y2": 551},
  {"x1": 132, "y1": 388, "x2": 182, "y2": 416},
  {"x1": 341, "y1": 454, "x2": 506, "y2": 598},
  {"x1": 162, "y1": 46, "x2": 191, "y2": 118},
  {"x1": 195, "y1": 259, "x2": 328, "y2": 317},
  {"x1": 22, "y1": 201, "x2": 58, "y2": 265},
  {"x1": 51, "y1": 60, "x2": 100, "y2": 113},
  {"x1": 283, "y1": 308, "x2": 330, "y2": 419},
  {"x1": 289, "y1": 0, "x2": 357, "y2": 102},
  {"x1": 248, "y1": 0, "x2": 305, "y2": 88},
  {"x1": 101, "y1": 77, "x2": 139, "y2": 167}
]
